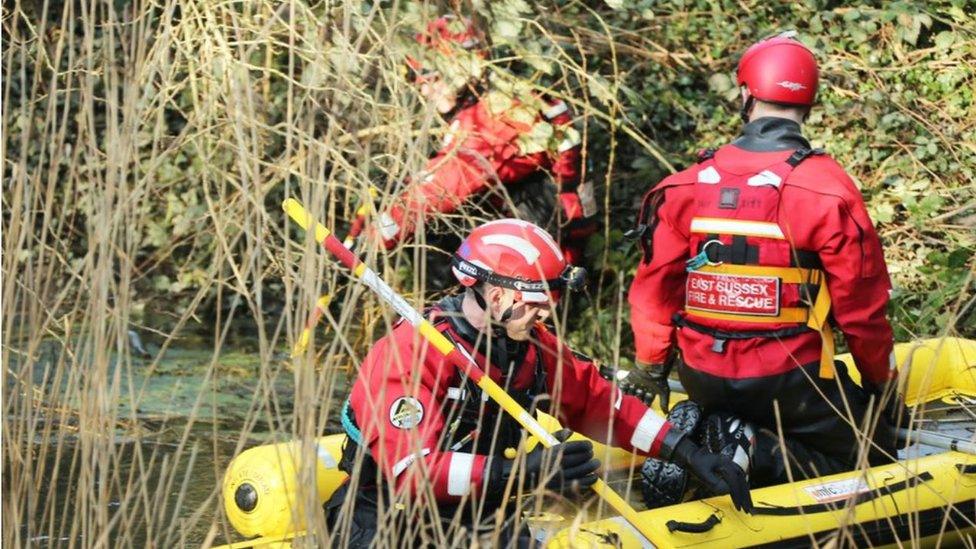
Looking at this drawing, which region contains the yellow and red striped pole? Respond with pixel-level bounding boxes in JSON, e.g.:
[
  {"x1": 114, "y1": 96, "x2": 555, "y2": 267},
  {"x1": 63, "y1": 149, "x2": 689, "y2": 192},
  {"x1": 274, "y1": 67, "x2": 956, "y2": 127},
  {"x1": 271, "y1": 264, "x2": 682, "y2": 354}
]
[
  {"x1": 341, "y1": 185, "x2": 380, "y2": 249},
  {"x1": 291, "y1": 294, "x2": 332, "y2": 357}
]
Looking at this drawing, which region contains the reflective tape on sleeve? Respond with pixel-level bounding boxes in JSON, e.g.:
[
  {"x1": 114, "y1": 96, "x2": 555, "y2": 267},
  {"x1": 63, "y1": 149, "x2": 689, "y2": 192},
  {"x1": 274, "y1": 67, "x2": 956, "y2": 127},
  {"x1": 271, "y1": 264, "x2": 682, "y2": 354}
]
[
  {"x1": 629, "y1": 409, "x2": 666, "y2": 453},
  {"x1": 447, "y1": 453, "x2": 476, "y2": 496},
  {"x1": 377, "y1": 212, "x2": 400, "y2": 240},
  {"x1": 557, "y1": 135, "x2": 580, "y2": 153}
]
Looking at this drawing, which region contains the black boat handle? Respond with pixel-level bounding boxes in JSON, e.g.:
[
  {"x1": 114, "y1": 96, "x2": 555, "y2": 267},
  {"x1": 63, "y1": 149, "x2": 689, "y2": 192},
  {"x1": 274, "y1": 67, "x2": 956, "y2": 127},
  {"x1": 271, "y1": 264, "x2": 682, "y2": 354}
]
[{"x1": 666, "y1": 513, "x2": 721, "y2": 533}]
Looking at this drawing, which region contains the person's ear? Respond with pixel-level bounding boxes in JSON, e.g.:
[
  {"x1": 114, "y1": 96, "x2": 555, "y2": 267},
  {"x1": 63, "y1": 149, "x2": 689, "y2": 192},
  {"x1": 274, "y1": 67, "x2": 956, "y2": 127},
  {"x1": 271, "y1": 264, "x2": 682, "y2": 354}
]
[{"x1": 485, "y1": 286, "x2": 505, "y2": 320}]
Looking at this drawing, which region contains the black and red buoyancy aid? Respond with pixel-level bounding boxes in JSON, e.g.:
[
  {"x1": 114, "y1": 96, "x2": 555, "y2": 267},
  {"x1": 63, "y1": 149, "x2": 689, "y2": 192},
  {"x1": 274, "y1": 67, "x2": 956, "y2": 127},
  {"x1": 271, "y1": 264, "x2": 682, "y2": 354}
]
[
  {"x1": 341, "y1": 292, "x2": 673, "y2": 506},
  {"x1": 640, "y1": 147, "x2": 837, "y2": 379}
]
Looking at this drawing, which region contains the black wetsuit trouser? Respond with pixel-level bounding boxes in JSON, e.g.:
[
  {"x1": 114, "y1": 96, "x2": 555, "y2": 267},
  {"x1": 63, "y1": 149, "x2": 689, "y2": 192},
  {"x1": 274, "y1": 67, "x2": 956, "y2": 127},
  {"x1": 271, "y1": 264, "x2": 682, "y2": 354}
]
[
  {"x1": 678, "y1": 359, "x2": 898, "y2": 488},
  {"x1": 323, "y1": 483, "x2": 532, "y2": 549}
]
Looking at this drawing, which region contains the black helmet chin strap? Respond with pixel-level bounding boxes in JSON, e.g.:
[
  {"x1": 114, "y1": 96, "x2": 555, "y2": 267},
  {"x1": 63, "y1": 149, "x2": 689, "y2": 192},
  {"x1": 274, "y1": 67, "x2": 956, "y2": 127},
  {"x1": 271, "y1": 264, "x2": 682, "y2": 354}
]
[
  {"x1": 470, "y1": 287, "x2": 515, "y2": 328},
  {"x1": 740, "y1": 95, "x2": 755, "y2": 124},
  {"x1": 498, "y1": 305, "x2": 515, "y2": 323}
]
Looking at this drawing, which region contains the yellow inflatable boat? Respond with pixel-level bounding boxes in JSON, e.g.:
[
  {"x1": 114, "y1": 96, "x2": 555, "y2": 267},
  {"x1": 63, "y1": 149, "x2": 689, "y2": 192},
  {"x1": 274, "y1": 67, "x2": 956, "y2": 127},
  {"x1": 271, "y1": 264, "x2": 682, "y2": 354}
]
[
  {"x1": 221, "y1": 414, "x2": 642, "y2": 539},
  {"x1": 218, "y1": 337, "x2": 976, "y2": 547}
]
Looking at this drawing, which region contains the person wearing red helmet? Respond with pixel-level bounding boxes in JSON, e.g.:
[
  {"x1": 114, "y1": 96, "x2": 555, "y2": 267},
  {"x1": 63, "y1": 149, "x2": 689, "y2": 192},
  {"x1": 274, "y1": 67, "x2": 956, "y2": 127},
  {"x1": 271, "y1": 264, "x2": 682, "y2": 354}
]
[
  {"x1": 625, "y1": 33, "x2": 903, "y2": 503},
  {"x1": 325, "y1": 219, "x2": 751, "y2": 545},
  {"x1": 362, "y1": 15, "x2": 596, "y2": 282}
]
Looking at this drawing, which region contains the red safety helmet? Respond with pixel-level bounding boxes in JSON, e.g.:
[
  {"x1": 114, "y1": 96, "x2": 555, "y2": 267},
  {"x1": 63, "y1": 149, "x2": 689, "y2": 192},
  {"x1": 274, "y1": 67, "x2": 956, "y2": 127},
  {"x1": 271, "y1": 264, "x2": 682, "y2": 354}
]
[
  {"x1": 452, "y1": 219, "x2": 585, "y2": 304},
  {"x1": 406, "y1": 15, "x2": 486, "y2": 84},
  {"x1": 737, "y1": 33, "x2": 819, "y2": 106}
]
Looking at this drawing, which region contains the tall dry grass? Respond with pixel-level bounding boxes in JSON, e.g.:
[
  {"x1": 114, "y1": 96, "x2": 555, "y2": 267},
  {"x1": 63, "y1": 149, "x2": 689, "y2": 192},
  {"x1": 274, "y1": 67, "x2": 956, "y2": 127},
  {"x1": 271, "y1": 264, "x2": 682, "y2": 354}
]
[
  {"x1": 0, "y1": 1, "x2": 633, "y2": 546},
  {"x1": 6, "y1": 1, "x2": 388, "y2": 545}
]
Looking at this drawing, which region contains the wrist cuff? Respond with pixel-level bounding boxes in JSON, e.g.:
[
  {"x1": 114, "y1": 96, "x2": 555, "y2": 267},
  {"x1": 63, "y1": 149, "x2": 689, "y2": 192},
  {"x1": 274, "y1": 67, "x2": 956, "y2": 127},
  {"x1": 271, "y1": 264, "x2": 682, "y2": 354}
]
[
  {"x1": 482, "y1": 457, "x2": 509, "y2": 499},
  {"x1": 657, "y1": 424, "x2": 686, "y2": 461}
]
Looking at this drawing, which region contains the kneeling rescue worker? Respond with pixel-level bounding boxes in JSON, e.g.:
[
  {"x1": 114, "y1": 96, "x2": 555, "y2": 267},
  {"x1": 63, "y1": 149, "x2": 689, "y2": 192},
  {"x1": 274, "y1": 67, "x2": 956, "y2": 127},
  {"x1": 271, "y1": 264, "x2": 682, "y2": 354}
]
[
  {"x1": 326, "y1": 219, "x2": 752, "y2": 545},
  {"x1": 626, "y1": 33, "x2": 904, "y2": 505}
]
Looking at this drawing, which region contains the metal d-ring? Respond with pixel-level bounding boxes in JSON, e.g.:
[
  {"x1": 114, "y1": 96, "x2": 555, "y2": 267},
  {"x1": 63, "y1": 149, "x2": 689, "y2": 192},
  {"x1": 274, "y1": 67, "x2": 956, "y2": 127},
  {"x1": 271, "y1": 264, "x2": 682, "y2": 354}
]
[{"x1": 701, "y1": 239, "x2": 724, "y2": 266}]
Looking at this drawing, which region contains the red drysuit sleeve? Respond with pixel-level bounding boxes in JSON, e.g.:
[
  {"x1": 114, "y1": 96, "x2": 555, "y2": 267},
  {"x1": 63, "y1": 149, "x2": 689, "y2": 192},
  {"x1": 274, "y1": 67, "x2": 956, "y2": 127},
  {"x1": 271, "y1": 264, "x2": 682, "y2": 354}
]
[
  {"x1": 349, "y1": 329, "x2": 489, "y2": 502},
  {"x1": 380, "y1": 98, "x2": 585, "y2": 247},
  {"x1": 545, "y1": 99, "x2": 581, "y2": 189},
  {"x1": 628, "y1": 181, "x2": 695, "y2": 364},
  {"x1": 383, "y1": 106, "x2": 541, "y2": 246},
  {"x1": 538, "y1": 329, "x2": 673, "y2": 457},
  {"x1": 802, "y1": 178, "x2": 895, "y2": 384}
]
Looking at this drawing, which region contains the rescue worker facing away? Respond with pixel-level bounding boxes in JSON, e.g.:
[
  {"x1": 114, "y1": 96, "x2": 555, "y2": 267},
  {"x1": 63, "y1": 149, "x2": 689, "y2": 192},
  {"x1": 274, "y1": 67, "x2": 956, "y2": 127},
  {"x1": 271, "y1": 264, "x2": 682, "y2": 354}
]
[
  {"x1": 327, "y1": 219, "x2": 751, "y2": 546},
  {"x1": 360, "y1": 16, "x2": 596, "y2": 282},
  {"x1": 625, "y1": 33, "x2": 904, "y2": 505}
]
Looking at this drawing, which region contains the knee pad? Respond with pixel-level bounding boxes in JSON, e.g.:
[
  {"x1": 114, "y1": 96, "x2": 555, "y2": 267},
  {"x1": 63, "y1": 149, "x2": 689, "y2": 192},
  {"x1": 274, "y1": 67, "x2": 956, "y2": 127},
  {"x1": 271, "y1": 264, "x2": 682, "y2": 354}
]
[{"x1": 640, "y1": 400, "x2": 703, "y2": 508}]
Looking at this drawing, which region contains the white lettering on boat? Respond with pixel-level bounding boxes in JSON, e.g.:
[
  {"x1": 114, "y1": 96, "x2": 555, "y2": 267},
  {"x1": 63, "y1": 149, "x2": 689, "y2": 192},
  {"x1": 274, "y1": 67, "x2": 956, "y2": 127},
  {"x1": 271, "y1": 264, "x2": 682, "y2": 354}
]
[{"x1": 803, "y1": 478, "x2": 870, "y2": 503}]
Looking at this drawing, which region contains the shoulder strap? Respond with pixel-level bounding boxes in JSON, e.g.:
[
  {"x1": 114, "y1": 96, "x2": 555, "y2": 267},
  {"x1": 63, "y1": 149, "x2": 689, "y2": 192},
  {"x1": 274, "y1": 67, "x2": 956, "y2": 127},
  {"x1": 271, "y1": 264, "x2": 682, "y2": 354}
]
[
  {"x1": 530, "y1": 341, "x2": 549, "y2": 412},
  {"x1": 737, "y1": 147, "x2": 825, "y2": 189},
  {"x1": 626, "y1": 188, "x2": 663, "y2": 264},
  {"x1": 786, "y1": 147, "x2": 824, "y2": 167}
]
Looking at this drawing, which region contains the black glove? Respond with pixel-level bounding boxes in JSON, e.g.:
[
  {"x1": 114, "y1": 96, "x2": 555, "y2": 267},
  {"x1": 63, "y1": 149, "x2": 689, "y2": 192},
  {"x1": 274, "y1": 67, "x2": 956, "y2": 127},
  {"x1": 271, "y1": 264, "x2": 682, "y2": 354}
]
[
  {"x1": 622, "y1": 361, "x2": 673, "y2": 413},
  {"x1": 670, "y1": 437, "x2": 754, "y2": 513},
  {"x1": 863, "y1": 378, "x2": 912, "y2": 428},
  {"x1": 487, "y1": 429, "x2": 600, "y2": 497}
]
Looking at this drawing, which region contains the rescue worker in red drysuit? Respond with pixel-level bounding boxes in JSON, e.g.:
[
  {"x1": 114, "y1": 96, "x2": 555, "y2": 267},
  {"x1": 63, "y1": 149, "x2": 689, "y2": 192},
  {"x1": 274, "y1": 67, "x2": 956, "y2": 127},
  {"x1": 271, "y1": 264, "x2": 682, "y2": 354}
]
[
  {"x1": 624, "y1": 34, "x2": 904, "y2": 503},
  {"x1": 360, "y1": 16, "x2": 596, "y2": 279},
  {"x1": 325, "y1": 219, "x2": 751, "y2": 546}
]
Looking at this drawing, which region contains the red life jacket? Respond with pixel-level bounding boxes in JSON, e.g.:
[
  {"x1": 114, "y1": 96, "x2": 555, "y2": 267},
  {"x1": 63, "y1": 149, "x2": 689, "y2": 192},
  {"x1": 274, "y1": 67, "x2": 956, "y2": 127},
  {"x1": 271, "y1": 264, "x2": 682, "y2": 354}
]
[{"x1": 644, "y1": 147, "x2": 836, "y2": 379}]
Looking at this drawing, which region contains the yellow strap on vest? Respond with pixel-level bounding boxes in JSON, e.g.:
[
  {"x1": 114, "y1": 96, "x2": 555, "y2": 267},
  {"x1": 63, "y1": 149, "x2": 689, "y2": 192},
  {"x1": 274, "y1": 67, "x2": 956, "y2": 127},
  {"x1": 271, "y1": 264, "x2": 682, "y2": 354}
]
[
  {"x1": 807, "y1": 269, "x2": 835, "y2": 380},
  {"x1": 689, "y1": 263, "x2": 836, "y2": 379}
]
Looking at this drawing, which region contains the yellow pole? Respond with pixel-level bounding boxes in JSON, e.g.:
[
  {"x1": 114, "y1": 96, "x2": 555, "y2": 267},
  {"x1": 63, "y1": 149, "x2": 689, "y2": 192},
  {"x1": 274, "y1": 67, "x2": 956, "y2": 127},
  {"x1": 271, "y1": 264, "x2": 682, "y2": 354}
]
[
  {"x1": 341, "y1": 185, "x2": 380, "y2": 248},
  {"x1": 291, "y1": 295, "x2": 332, "y2": 357}
]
